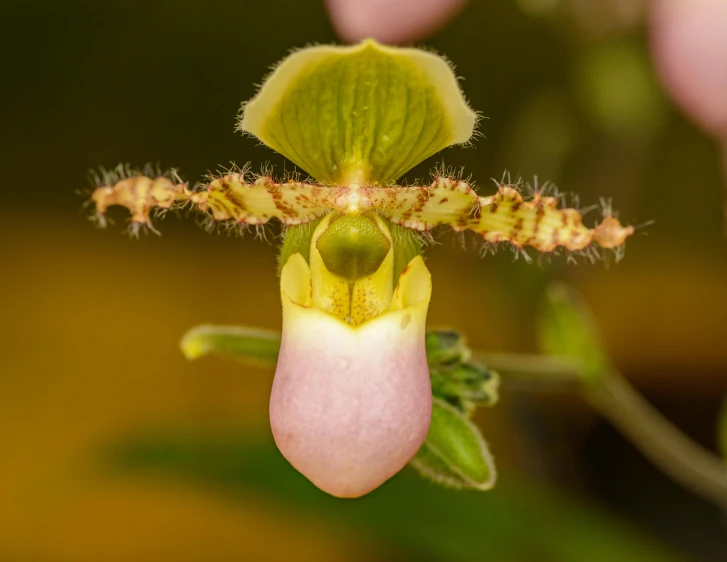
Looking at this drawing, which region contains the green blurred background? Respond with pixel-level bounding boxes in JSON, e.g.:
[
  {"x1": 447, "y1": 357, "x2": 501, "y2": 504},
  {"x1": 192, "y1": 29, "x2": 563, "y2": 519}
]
[{"x1": 2, "y1": 0, "x2": 726, "y2": 560}]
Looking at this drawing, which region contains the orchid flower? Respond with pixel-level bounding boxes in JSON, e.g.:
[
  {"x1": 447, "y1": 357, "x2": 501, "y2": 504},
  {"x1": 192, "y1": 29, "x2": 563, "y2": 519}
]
[{"x1": 89, "y1": 40, "x2": 633, "y2": 498}]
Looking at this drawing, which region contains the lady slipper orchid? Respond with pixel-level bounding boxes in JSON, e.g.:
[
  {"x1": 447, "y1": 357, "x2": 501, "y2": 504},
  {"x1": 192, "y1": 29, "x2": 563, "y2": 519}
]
[{"x1": 89, "y1": 40, "x2": 634, "y2": 497}]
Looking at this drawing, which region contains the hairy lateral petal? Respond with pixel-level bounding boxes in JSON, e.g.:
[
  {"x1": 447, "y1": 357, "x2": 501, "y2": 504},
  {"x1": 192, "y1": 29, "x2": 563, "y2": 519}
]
[
  {"x1": 474, "y1": 187, "x2": 633, "y2": 251},
  {"x1": 91, "y1": 175, "x2": 188, "y2": 225},
  {"x1": 358, "y1": 177, "x2": 477, "y2": 230},
  {"x1": 90, "y1": 172, "x2": 346, "y2": 229},
  {"x1": 90, "y1": 172, "x2": 633, "y2": 251},
  {"x1": 363, "y1": 178, "x2": 634, "y2": 252},
  {"x1": 189, "y1": 174, "x2": 346, "y2": 225}
]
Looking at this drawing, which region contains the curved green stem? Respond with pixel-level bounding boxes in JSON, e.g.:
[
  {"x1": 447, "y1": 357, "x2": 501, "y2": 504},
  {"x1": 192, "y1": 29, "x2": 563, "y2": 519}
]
[
  {"x1": 585, "y1": 372, "x2": 727, "y2": 508},
  {"x1": 471, "y1": 352, "x2": 582, "y2": 391},
  {"x1": 473, "y1": 351, "x2": 727, "y2": 508}
]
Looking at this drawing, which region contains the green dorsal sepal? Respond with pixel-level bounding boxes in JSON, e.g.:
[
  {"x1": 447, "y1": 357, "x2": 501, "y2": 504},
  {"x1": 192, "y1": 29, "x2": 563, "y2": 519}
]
[{"x1": 239, "y1": 39, "x2": 477, "y2": 185}]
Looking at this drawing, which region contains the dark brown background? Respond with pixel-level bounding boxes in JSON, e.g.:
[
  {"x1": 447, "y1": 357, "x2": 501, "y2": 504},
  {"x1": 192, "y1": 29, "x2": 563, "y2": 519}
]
[{"x1": 2, "y1": 1, "x2": 726, "y2": 560}]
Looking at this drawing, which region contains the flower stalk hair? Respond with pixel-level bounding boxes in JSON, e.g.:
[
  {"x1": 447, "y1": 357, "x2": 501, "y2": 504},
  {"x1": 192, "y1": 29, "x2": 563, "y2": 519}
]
[{"x1": 88, "y1": 39, "x2": 633, "y2": 498}]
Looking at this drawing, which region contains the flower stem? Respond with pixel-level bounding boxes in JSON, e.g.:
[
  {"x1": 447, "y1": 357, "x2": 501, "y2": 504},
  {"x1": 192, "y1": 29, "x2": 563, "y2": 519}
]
[
  {"x1": 472, "y1": 351, "x2": 727, "y2": 508},
  {"x1": 470, "y1": 352, "x2": 582, "y2": 391}
]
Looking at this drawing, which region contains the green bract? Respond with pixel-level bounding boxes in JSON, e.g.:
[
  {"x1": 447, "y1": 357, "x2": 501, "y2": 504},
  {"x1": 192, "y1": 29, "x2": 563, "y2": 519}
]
[
  {"x1": 411, "y1": 398, "x2": 496, "y2": 490},
  {"x1": 239, "y1": 39, "x2": 477, "y2": 185}
]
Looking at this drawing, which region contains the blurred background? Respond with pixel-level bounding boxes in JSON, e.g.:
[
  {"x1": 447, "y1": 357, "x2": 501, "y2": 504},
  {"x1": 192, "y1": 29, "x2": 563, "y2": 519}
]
[{"x1": 2, "y1": 0, "x2": 727, "y2": 560}]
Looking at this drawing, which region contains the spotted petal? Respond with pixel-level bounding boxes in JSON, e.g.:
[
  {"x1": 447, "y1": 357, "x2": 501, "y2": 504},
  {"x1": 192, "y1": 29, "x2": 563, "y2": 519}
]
[
  {"x1": 361, "y1": 179, "x2": 635, "y2": 251},
  {"x1": 91, "y1": 172, "x2": 633, "y2": 252}
]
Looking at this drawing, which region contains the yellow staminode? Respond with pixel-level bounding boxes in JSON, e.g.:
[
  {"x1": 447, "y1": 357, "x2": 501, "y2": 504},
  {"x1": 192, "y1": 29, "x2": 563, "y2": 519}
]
[
  {"x1": 308, "y1": 212, "x2": 395, "y2": 326},
  {"x1": 239, "y1": 39, "x2": 477, "y2": 185}
]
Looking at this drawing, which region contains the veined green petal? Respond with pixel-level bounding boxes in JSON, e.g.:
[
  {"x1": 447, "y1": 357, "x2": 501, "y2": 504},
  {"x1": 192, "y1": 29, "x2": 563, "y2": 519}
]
[{"x1": 239, "y1": 39, "x2": 477, "y2": 185}]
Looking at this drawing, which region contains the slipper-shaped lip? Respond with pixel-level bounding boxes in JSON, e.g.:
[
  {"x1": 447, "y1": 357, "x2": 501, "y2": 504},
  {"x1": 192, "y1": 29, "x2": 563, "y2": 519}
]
[{"x1": 270, "y1": 254, "x2": 433, "y2": 497}]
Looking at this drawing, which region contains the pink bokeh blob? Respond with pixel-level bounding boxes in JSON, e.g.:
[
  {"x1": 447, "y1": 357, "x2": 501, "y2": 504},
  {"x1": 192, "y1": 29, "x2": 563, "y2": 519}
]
[
  {"x1": 325, "y1": 0, "x2": 468, "y2": 44},
  {"x1": 651, "y1": 0, "x2": 727, "y2": 138}
]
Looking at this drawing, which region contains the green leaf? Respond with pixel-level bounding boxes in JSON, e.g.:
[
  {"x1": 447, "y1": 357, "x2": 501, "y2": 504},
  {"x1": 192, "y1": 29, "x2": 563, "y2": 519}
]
[
  {"x1": 410, "y1": 397, "x2": 496, "y2": 490},
  {"x1": 537, "y1": 283, "x2": 612, "y2": 386},
  {"x1": 239, "y1": 39, "x2": 476, "y2": 185},
  {"x1": 180, "y1": 325, "x2": 280, "y2": 368}
]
